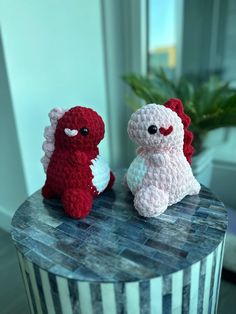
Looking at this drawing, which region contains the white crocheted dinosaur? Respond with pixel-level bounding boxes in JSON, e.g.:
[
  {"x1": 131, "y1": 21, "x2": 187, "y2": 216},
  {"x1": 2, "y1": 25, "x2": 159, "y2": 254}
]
[{"x1": 126, "y1": 98, "x2": 200, "y2": 217}]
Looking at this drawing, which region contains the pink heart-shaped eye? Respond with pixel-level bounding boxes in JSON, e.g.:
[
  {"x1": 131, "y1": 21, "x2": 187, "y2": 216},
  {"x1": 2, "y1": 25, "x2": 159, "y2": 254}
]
[{"x1": 159, "y1": 125, "x2": 173, "y2": 136}]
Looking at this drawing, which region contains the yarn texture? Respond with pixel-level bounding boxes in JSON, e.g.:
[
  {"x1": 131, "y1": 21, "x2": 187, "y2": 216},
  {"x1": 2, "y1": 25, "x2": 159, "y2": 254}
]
[
  {"x1": 126, "y1": 98, "x2": 200, "y2": 218},
  {"x1": 41, "y1": 106, "x2": 115, "y2": 218}
]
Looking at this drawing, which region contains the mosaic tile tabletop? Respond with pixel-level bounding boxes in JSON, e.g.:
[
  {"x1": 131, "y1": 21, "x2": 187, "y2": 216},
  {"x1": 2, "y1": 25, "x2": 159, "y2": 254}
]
[{"x1": 11, "y1": 170, "x2": 227, "y2": 283}]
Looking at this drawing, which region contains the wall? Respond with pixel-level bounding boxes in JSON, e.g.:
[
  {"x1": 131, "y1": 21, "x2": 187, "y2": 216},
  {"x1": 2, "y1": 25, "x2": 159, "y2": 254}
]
[
  {"x1": 181, "y1": 0, "x2": 236, "y2": 208},
  {"x1": 101, "y1": 0, "x2": 147, "y2": 167},
  {"x1": 0, "y1": 31, "x2": 27, "y2": 224},
  {"x1": 0, "y1": 0, "x2": 111, "y2": 199},
  {"x1": 206, "y1": 0, "x2": 236, "y2": 208},
  {"x1": 222, "y1": 0, "x2": 236, "y2": 83},
  {"x1": 193, "y1": 131, "x2": 236, "y2": 208}
]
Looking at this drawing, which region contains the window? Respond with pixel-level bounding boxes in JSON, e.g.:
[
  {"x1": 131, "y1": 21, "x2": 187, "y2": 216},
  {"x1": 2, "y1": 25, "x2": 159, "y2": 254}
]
[{"x1": 148, "y1": 0, "x2": 178, "y2": 78}]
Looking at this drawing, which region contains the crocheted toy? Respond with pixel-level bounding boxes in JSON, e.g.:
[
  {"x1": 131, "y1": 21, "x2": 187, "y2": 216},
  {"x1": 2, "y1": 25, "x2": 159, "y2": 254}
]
[
  {"x1": 41, "y1": 106, "x2": 115, "y2": 218},
  {"x1": 125, "y1": 98, "x2": 200, "y2": 217}
]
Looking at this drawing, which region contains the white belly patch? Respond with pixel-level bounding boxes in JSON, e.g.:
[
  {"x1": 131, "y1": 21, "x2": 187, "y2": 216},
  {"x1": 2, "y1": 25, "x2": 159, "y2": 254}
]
[
  {"x1": 90, "y1": 155, "x2": 110, "y2": 193},
  {"x1": 127, "y1": 154, "x2": 147, "y2": 194}
]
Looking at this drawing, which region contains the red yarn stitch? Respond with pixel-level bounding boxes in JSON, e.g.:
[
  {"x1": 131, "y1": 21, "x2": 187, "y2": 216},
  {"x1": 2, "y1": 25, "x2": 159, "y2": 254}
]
[
  {"x1": 42, "y1": 106, "x2": 115, "y2": 218},
  {"x1": 164, "y1": 98, "x2": 194, "y2": 164}
]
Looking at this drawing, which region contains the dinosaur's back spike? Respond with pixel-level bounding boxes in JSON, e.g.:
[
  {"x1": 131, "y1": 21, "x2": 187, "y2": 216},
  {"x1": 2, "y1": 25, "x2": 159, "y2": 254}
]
[{"x1": 164, "y1": 98, "x2": 194, "y2": 164}]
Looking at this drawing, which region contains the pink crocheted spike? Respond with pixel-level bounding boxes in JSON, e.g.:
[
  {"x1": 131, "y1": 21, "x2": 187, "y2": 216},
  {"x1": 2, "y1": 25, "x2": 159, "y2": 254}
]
[{"x1": 41, "y1": 108, "x2": 66, "y2": 172}]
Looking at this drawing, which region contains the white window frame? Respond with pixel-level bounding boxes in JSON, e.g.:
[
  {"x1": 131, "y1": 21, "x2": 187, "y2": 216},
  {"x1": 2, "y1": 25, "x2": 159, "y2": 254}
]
[{"x1": 101, "y1": 0, "x2": 148, "y2": 167}]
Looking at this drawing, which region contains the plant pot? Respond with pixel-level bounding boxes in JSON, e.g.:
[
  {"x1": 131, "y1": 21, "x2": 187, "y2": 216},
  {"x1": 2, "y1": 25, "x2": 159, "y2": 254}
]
[
  {"x1": 192, "y1": 148, "x2": 214, "y2": 187},
  {"x1": 223, "y1": 208, "x2": 236, "y2": 275}
]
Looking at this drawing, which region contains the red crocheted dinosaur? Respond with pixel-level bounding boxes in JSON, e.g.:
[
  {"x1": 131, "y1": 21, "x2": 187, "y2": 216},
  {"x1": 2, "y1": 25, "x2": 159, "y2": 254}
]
[{"x1": 41, "y1": 106, "x2": 115, "y2": 218}]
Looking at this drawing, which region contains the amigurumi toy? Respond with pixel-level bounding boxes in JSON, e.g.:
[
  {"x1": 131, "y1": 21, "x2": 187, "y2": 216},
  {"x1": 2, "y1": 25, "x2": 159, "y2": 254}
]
[
  {"x1": 125, "y1": 98, "x2": 200, "y2": 217},
  {"x1": 41, "y1": 106, "x2": 115, "y2": 219}
]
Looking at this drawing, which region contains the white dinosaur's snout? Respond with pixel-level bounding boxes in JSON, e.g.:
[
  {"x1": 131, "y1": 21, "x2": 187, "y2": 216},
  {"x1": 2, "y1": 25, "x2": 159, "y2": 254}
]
[{"x1": 64, "y1": 128, "x2": 78, "y2": 137}]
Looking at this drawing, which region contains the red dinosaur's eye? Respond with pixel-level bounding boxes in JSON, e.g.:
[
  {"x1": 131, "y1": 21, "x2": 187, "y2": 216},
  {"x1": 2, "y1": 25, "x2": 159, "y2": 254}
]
[{"x1": 80, "y1": 127, "x2": 89, "y2": 136}]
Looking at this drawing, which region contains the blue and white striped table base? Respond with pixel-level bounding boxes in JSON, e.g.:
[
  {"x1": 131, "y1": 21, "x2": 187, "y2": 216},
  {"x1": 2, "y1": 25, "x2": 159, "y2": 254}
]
[
  {"x1": 16, "y1": 240, "x2": 225, "y2": 314},
  {"x1": 12, "y1": 171, "x2": 227, "y2": 314}
]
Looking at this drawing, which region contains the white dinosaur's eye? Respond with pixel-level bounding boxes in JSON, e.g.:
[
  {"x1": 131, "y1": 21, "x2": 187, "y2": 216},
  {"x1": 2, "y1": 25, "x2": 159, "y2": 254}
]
[
  {"x1": 64, "y1": 128, "x2": 78, "y2": 137},
  {"x1": 148, "y1": 125, "x2": 157, "y2": 134}
]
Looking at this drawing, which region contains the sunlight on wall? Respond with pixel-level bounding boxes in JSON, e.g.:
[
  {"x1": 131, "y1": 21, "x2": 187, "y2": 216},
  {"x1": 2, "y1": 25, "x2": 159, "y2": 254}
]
[{"x1": 0, "y1": 0, "x2": 110, "y2": 195}]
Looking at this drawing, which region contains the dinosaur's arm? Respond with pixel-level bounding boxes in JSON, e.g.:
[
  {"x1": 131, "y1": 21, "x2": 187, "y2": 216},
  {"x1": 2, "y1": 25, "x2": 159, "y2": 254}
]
[
  {"x1": 136, "y1": 147, "x2": 144, "y2": 154},
  {"x1": 68, "y1": 151, "x2": 89, "y2": 166},
  {"x1": 150, "y1": 153, "x2": 170, "y2": 167}
]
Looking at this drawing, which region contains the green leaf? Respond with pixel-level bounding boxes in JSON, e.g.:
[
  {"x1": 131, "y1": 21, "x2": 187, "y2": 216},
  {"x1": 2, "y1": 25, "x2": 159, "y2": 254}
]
[
  {"x1": 198, "y1": 106, "x2": 236, "y2": 130},
  {"x1": 123, "y1": 74, "x2": 167, "y2": 103},
  {"x1": 193, "y1": 76, "x2": 233, "y2": 116},
  {"x1": 223, "y1": 94, "x2": 236, "y2": 110},
  {"x1": 157, "y1": 67, "x2": 177, "y2": 93},
  {"x1": 176, "y1": 78, "x2": 194, "y2": 104},
  {"x1": 125, "y1": 95, "x2": 142, "y2": 111}
]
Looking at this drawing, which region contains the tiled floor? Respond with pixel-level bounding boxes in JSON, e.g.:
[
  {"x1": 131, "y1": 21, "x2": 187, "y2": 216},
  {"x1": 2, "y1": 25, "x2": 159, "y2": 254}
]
[
  {"x1": 0, "y1": 228, "x2": 236, "y2": 314},
  {"x1": 0, "y1": 229, "x2": 29, "y2": 314},
  {"x1": 218, "y1": 279, "x2": 236, "y2": 314}
]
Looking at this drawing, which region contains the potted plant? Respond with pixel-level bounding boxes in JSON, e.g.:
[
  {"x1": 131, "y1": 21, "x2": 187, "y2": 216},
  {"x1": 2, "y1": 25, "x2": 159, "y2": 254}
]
[{"x1": 123, "y1": 69, "x2": 236, "y2": 184}]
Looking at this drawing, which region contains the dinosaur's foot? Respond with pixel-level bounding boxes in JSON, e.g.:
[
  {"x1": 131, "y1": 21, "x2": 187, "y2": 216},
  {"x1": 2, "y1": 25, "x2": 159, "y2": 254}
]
[
  {"x1": 134, "y1": 185, "x2": 169, "y2": 217},
  {"x1": 188, "y1": 179, "x2": 201, "y2": 195},
  {"x1": 62, "y1": 188, "x2": 93, "y2": 219},
  {"x1": 42, "y1": 183, "x2": 57, "y2": 199},
  {"x1": 105, "y1": 171, "x2": 115, "y2": 191}
]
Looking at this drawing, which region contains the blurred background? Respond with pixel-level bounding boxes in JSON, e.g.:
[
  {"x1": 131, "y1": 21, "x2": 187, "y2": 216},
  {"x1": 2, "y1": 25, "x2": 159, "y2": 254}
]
[{"x1": 0, "y1": 0, "x2": 236, "y2": 312}]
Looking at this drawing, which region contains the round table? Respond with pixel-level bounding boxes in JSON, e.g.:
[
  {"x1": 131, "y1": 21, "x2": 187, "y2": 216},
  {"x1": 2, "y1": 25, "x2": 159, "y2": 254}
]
[{"x1": 11, "y1": 171, "x2": 227, "y2": 314}]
